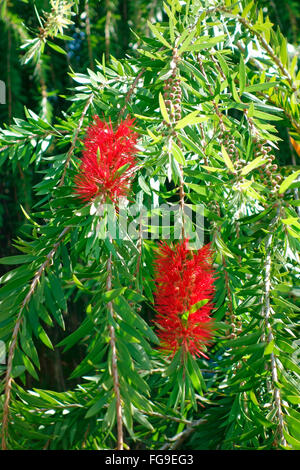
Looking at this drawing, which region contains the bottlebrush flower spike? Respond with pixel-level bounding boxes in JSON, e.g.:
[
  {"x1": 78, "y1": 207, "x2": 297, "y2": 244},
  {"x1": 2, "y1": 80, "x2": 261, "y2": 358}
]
[
  {"x1": 74, "y1": 115, "x2": 138, "y2": 203},
  {"x1": 153, "y1": 238, "x2": 216, "y2": 358}
]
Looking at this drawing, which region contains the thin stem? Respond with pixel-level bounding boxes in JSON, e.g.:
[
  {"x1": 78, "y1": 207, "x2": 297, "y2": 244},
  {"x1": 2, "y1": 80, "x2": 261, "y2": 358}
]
[
  {"x1": 118, "y1": 69, "x2": 145, "y2": 121},
  {"x1": 1, "y1": 226, "x2": 71, "y2": 450},
  {"x1": 213, "y1": 202, "x2": 236, "y2": 336},
  {"x1": 106, "y1": 250, "x2": 123, "y2": 450},
  {"x1": 263, "y1": 223, "x2": 286, "y2": 447}
]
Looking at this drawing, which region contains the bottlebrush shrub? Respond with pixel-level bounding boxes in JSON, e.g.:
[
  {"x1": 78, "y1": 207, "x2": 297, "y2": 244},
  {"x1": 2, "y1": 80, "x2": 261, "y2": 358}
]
[
  {"x1": 153, "y1": 239, "x2": 216, "y2": 359},
  {"x1": 74, "y1": 116, "x2": 138, "y2": 203},
  {"x1": 0, "y1": 0, "x2": 299, "y2": 451}
]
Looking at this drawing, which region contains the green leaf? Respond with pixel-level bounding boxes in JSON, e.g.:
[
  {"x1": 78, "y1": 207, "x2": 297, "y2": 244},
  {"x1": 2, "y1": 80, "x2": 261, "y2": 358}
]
[
  {"x1": 186, "y1": 354, "x2": 203, "y2": 393},
  {"x1": 279, "y1": 356, "x2": 300, "y2": 375},
  {"x1": 147, "y1": 22, "x2": 172, "y2": 49},
  {"x1": 221, "y1": 145, "x2": 235, "y2": 171},
  {"x1": 249, "y1": 390, "x2": 259, "y2": 406},
  {"x1": 159, "y1": 92, "x2": 170, "y2": 124},
  {"x1": 215, "y1": 234, "x2": 235, "y2": 259},
  {"x1": 171, "y1": 141, "x2": 185, "y2": 165},
  {"x1": 239, "y1": 56, "x2": 246, "y2": 94},
  {"x1": 57, "y1": 317, "x2": 93, "y2": 351},
  {"x1": 114, "y1": 162, "x2": 131, "y2": 179},
  {"x1": 22, "y1": 353, "x2": 39, "y2": 380},
  {"x1": 182, "y1": 299, "x2": 209, "y2": 322},
  {"x1": 251, "y1": 109, "x2": 283, "y2": 121},
  {"x1": 48, "y1": 273, "x2": 66, "y2": 311},
  {"x1": 225, "y1": 331, "x2": 261, "y2": 348},
  {"x1": 178, "y1": 134, "x2": 205, "y2": 157},
  {"x1": 133, "y1": 409, "x2": 154, "y2": 431},
  {"x1": 264, "y1": 339, "x2": 275, "y2": 355},
  {"x1": 11, "y1": 365, "x2": 26, "y2": 378},
  {"x1": 178, "y1": 29, "x2": 197, "y2": 54},
  {"x1": 0, "y1": 255, "x2": 35, "y2": 265},
  {"x1": 47, "y1": 41, "x2": 67, "y2": 55},
  {"x1": 282, "y1": 429, "x2": 300, "y2": 450},
  {"x1": 244, "y1": 82, "x2": 280, "y2": 93},
  {"x1": 185, "y1": 183, "x2": 207, "y2": 196},
  {"x1": 280, "y1": 37, "x2": 288, "y2": 67},
  {"x1": 103, "y1": 398, "x2": 116, "y2": 431},
  {"x1": 0, "y1": 272, "x2": 33, "y2": 299},
  {"x1": 102, "y1": 287, "x2": 127, "y2": 303},
  {"x1": 39, "y1": 327, "x2": 53, "y2": 350},
  {"x1": 215, "y1": 52, "x2": 229, "y2": 77},
  {"x1": 138, "y1": 175, "x2": 152, "y2": 195},
  {"x1": 241, "y1": 0, "x2": 254, "y2": 18},
  {"x1": 202, "y1": 165, "x2": 226, "y2": 173},
  {"x1": 285, "y1": 396, "x2": 300, "y2": 405},
  {"x1": 285, "y1": 415, "x2": 300, "y2": 441},
  {"x1": 184, "y1": 35, "x2": 226, "y2": 51},
  {"x1": 85, "y1": 394, "x2": 108, "y2": 418},
  {"x1": 241, "y1": 156, "x2": 268, "y2": 175},
  {"x1": 279, "y1": 170, "x2": 300, "y2": 194},
  {"x1": 231, "y1": 78, "x2": 241, "y2": 103},
  {"x1": 175, "y1": 111, "x2": 207, "y2": 130}
]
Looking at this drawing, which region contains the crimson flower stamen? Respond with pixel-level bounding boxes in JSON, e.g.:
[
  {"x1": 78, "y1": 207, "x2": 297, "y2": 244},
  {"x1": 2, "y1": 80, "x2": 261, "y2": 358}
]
[
  {"x1": 153, "y1": 238, "x2": 216, "y2": 358},
  {"x1": 74, "y1": 115, "x2": 138, "y2": 203}
]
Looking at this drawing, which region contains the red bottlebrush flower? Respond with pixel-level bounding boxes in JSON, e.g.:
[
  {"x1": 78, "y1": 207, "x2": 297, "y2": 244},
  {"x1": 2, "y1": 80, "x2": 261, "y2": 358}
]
[
  {"x1": 153, "y1": 238, "x2": 216, "y2": 358},
  {"x1": 74, "y1": 116, "x2": 138, "y2": 203}
]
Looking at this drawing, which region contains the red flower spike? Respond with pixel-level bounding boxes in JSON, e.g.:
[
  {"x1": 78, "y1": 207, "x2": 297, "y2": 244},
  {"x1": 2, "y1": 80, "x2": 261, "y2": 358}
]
[
  {"x1": 153, "y1": 238, "x2": 216, "y2": 359},
  {"x1": 74, "y1": 116, "x2": 138, "y2": 203}
]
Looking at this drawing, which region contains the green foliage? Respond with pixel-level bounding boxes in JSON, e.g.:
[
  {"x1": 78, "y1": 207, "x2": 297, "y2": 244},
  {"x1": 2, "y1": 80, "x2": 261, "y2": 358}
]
[{"x1": 0, "y1": 0, "x2": 299, "y2": 451}]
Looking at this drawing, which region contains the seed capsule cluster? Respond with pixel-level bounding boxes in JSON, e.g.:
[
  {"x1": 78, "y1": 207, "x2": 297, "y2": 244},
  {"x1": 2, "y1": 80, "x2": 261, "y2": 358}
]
[
  {"x1": 225, "y1": 317, "x2": 242, "y2": 339},
  {"x1": 162, "y1": 48, "x2": 182, "y2": 132},
  {"x1": 218, "y1": 130, "x2": 239, "y2": 163},
  {"x1": 219, "y1": 129, "x2": 283, "y2": 198},
  {"x1": 246, "y1": 112, "x2": 283, "y2": 197},
  {"x1": 254, "y1": 142, "x2": 283, "y2": 196}
]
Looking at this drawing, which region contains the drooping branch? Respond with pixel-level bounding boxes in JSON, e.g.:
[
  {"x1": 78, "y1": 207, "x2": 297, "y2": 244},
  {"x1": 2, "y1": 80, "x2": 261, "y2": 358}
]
[
  {"x1": 197, "y1": 55, "x2": 225, "y2": 134},
  {"x1": 118, "y1": 69, "x2": 145, "y2": 121},
  {"x1": 1, "y1": 226, "x2": 71, "y2": 450},
  {"x1": 106, "y1": 250, "x2": 123, "y2": 450},
  {"x1": 262, "y1": 225, "x2": 287, "y2": 447},
  {"x1": 212, "y1": 5, "x2": 296, "y2": 93},
  {"x1": 238, "y1": 16, "x2": 296, "y2": 93},
  {"x1": 35, "y1": 62, "x2": 48, "y2": 121}
]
